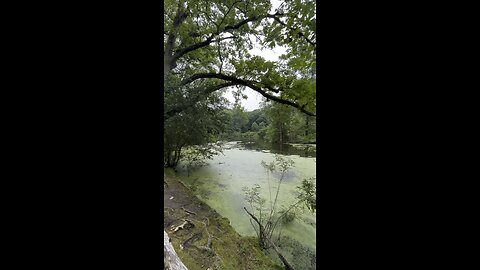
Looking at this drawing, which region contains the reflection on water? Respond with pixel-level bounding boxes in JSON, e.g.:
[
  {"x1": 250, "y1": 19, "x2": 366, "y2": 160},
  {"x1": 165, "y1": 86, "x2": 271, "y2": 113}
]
[
  {"x1": 176, "y1": 141, "x2": 316, "y2": 269},
  {"x1": 238, "y1": 141, "x2": 316, "y2": 158}
]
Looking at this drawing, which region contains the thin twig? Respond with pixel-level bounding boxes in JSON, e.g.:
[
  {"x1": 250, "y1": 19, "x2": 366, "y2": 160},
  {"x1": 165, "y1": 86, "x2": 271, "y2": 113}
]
[{"x1": 181, "y1": 207, "x2": 197, "y2": 215}]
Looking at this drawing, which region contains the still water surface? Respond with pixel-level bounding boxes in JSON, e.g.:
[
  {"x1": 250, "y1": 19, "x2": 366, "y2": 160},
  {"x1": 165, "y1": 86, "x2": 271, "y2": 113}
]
[{"x1": 176, "y1": 141, "x2": 316, "y2": 252}]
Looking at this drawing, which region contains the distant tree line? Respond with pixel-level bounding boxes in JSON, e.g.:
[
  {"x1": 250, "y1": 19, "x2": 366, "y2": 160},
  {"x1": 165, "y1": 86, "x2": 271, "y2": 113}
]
[
  {"x1": 221, "y1": 102, "x2": 316, "y2": 144},
  {"x1": 164, "y1": 97, "x2": 316, "y2": 168}
]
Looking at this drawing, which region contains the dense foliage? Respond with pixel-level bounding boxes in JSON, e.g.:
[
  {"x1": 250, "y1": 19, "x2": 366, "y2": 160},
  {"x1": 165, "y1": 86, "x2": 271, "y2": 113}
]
[
  {"x1": 164, "y1": 92, "x2": 228, "y2": 168},
  {"x1": 164, "y1": 0, "x2": 316, "y2": 168},
  {"x1": 164, "y1": 0, "x2": 316, "y2": 121},
  {"x1": 221, "y1": 102, "x2": 316, "y2": 144}
]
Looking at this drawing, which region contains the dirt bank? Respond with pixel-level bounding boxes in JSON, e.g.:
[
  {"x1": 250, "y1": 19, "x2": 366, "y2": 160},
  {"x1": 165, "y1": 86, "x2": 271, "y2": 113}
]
[{"x1": 164, "y1": 169, "x2": 282, "y2": 270}]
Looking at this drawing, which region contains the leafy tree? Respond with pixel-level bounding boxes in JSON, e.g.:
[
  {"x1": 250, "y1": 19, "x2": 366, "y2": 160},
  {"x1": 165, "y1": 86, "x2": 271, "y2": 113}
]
[
  {"x1": 264, "y1": 102, "x2": 294, "y2": 144},
  {"x1": 164, "y1": 0, "x2": 316, "y2": 121},
  {"x1": 230, "y1": 104, "x2": 248, "y2": 133},
  {"x1": 164, "y1": 92, "x2": 229, "y2": 168},
  {"x1": 283, "y1": 108, "x2": 316, "y2": 143},
  {"x1": 251, "y1": 122, "x2": 260, "y2": 132},
  {"x1": 220, "y1": 101, "x2": 316, "y2": 144}
]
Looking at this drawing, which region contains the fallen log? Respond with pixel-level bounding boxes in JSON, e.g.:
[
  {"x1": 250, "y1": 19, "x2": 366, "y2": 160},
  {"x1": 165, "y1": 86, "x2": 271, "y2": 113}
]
[
  {"x1": 164, "y1": 230, "x2": 189, "y2": 270},
  {"x1": 171, "y1": 219, "x2": 193, "y2": 233}
]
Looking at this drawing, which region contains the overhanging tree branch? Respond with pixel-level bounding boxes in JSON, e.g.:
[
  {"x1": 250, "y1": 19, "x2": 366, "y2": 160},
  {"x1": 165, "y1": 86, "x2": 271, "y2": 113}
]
[
  {"x1": 252, "y1": 87, "x2": 315, "y2": 117},
  {"x1": 164, "y1": 2, "x2": 316, "y2": 120},
  {"x1": 181, "y1": 73, "x2": 281, "y2": 93},
  {"x1": 169, "y1": 12, "x2": 287, "y2": 66},
  {"x1": 180, "y1": 73, "x2": 276, "y2": 91},
  {"x1": 179, "y1": 73, "x2": 316, "y2": 117},
  {"x1": 165, "y1": 7, "x2": 312, "y2": 73},
  {"x1": 180, "y1": 73, "x2": 254, "y2": 86},
  {"x1": 172, "y1": 36, "x2": 237, "y2": 64}
]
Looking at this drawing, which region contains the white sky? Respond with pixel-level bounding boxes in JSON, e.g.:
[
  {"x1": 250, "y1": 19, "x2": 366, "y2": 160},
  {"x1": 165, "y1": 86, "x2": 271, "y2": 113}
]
[{"x1": 223, "y1": 0, "x2": 285, "y2": 111}]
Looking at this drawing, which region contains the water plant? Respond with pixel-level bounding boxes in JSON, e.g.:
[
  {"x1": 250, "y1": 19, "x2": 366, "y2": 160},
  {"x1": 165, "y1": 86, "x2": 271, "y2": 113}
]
[{"x1": 242, "y1": 154, "x2": 316, "y2": 269}]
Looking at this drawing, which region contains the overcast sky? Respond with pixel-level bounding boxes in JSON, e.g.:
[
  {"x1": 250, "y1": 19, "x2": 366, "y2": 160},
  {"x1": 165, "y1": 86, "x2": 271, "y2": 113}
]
[{"x1": 223, "y1": 0, "x2": 285, "y2": 111}]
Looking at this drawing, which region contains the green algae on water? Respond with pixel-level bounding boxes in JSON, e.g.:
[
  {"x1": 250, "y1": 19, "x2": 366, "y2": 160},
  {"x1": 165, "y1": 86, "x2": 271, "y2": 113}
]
[{"x1": 175, "y1": 143, "x2": 316, "y2": 270}]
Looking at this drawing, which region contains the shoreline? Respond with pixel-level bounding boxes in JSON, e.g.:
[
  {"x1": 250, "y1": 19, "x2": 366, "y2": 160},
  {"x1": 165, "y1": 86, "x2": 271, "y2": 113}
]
[{"x1": 164, "y1": 169, "x2": 282, "y2": 270}]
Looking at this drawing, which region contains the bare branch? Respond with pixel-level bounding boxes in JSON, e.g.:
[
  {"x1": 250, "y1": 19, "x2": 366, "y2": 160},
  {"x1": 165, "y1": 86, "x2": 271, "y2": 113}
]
[{"x1": 244, "y1": 207, "x2": 295, "y2": 270}]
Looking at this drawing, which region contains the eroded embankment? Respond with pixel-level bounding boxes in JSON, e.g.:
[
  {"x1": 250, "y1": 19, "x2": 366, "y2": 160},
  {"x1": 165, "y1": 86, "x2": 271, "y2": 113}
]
[{"x1": 164, "y1": 170, "x2": 282, "y2": 270}]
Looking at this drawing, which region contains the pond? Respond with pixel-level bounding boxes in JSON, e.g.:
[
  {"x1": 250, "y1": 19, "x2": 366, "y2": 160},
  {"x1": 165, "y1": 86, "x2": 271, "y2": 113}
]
[{"x1": 176, "y1": 141, "x2": 316, "y2": 269}]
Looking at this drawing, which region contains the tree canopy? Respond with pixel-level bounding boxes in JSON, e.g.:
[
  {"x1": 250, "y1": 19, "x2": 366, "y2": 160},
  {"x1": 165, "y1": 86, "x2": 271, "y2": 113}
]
[{"x1": 164, "y1": 0, "x2": 316, "y2": 121}]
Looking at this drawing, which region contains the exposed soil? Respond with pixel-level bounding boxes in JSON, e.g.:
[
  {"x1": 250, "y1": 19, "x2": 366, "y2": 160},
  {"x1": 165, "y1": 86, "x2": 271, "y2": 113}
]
[{"x1": 164, "y1": 176, "x2": 213, "y2": 228}]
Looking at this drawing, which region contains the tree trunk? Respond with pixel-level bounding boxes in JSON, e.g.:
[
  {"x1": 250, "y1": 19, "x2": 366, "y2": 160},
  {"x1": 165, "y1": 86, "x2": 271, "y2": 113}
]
[
  {"x1": 165, "y1": 151, "x2": 171, "y2": 167},
  {"x1": 164, "y1": 230, "x2": 189, "y2": 270},
  {"x1": 280, "y1": 125, "x2": 283, "y2": 144},
  {"x1": 174, "y1": 147, "x2": 182, "y2": 167},
  {"x1": 164, "y1": 1, "x2": 187, "y2": 78},
  {"x1": 305, "y1": 115, "x2": 309, "y2": 139}
]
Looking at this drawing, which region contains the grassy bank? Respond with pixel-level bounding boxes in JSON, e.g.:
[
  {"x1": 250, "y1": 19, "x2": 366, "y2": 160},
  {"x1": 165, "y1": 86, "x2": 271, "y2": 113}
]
[{"x1": 164, "y1": 169, "x2": 282, "y2": 270}]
